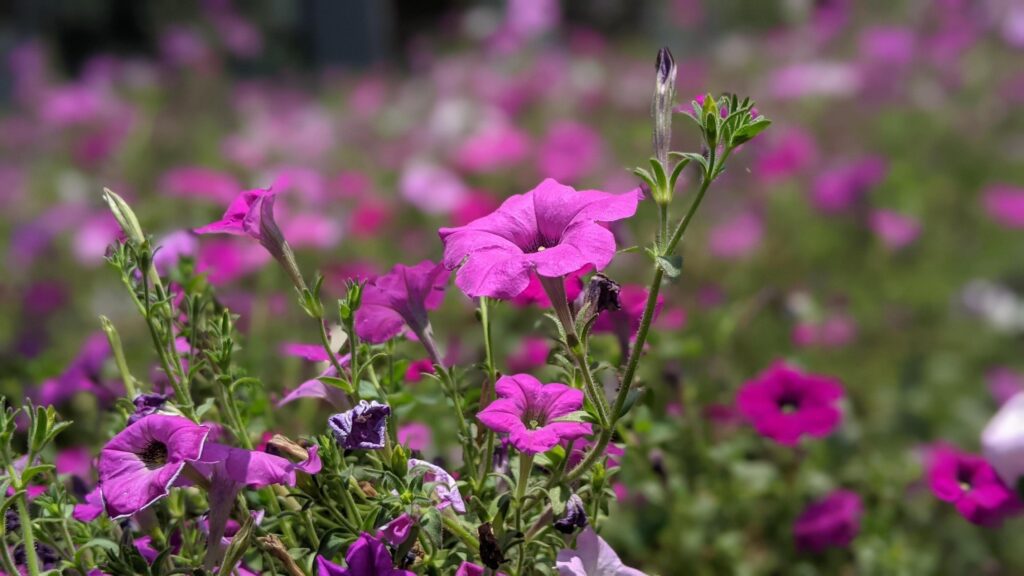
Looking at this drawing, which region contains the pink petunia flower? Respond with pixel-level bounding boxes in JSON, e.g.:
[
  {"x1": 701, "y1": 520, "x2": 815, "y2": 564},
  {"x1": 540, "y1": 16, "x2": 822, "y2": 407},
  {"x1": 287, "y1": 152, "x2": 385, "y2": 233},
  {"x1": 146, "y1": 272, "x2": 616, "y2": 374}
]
[
  {"x1": 97, "y1": 415, "x2": 210, "y2": 519},
  {"x1": 927, "y1": 445, "x2": 1020, "y2": 525},
  {"x1": 405, "y1": 358, "x2": 435, "y2": 383},
  {"x1": 194, "y1": 185, "x2": 277, "y2": 241},
  {"x1": 736, "y1": 361, "x2": 844, "y2": 446},
  {"x1": 477, "y1": 373, "x2": 593, "y2": 454},
  {"x1": 555, "y1": 527, "x2": 647, "y2": 575},
  {"x1": 754, "y1": 128, "x2": 818, "y2": 184},
  {"x1": 537, "y1": 122, "x2": 604, "y2": 184},
  {"x1": 793, "y1": 490, "x2": 863, "y2": 552},
  {"x1": 439, "y1": 179, "x2": 641, "y2": 300},
  {"x1": 508, "y1": 337, "x2": 552, "y2": 373},
  {"x1": 354, "y1": 260, "x2": 450, "y2": 344},
  {"x1": 983, "y1": 185, "x2": 1024, "y2": 229}
]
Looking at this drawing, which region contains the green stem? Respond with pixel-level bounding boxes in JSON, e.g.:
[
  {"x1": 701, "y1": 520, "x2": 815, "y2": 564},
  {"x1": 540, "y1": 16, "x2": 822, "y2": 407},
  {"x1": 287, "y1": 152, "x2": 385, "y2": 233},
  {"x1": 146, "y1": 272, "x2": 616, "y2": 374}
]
[
  {"x1": 516, "y1": 453, "x2": 534, "y2": 504},
  {"x1": 478, "y1": 298, "x2": 498, "y2": 485},
  {"x1": 569, "y1": 346, "x2": 610, "y2": 430},
  {"x1": 100, "y1": 317, "x2": 137, "y2": 398},
  {"x1": 16, "y1": 494, "x2": 40, "y2": 576},
  {"x1": 441, "y1": 512, "x2": 479, "y2": 551}
]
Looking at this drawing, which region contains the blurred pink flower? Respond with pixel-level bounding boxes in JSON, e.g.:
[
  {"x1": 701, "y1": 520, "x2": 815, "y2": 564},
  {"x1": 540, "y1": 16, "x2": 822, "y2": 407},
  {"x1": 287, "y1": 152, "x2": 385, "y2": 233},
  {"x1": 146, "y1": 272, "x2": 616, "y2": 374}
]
[
  {"x1": 592, "y1": 285, "x2": 664, "y2": 341},
  {"x1": 405, "y1": 359, "x2": 435, "y2": 383},
  {"x1": 453, "y1": 124, "x2": 531, "y2": 173},
  {"x1": 400, "y1": 161, "x2": 469, "y2": 215},
  {"x1": 736, "y1": 361, "x2": 844, "y2": 446},
  {"x1": 987, "y1": 368, "x2": 1024, "y2": 406},
  {"x1": 73, "y1": 212, "x2": 121, "y2": 266},
  {"x1": 858, "y1": 26, "x2": 915, "y2": 65},
  {"x1": 982, "y1": 392, "x2": 1024, "y2": 489},
  {"x1": 281, "y1": 212, "x2": 342, "y2": 249},
  {"x1": 397, "y1": 423, "x2": 432, "y2": 452},
  {"x1": 153, "y1": 231, "x2": 199, "y2": 274},
  {"x1": 452, "y1": 192, "x2": 501, "y2": 227},
  {"x1": 512, "y1": 268, "x2": 588, "y2": 308},
  {"x1": 196, "y1": 238, "x2": 271, "y2": 285},
  {"x1": 927, "y1": 445, "x2": 1020, "y2": 525},
  {"x1": 754, "y1": 128, "x2": 818, "y2": 184},
  {"x1": 793, "y1": 490, "x2": 863, "y2": 552},
  {"x1": 769, "y1": 62, "x2": 861, "y2": 100},
  {"x1": 811, "y1": 157, "x2": 887, "y2": 214},
  {"x1": 869, "y1": 209, "x2": 920, "y2": 250},
  {"x1": 160, "y1": 167, "x2": 240, "y2": 203},
  {"x1": 792, "y1": 314, "x2": 857, "y2": 349},
  {"x1": 350, "y1": 201, "x2": 392, "y2": 237},
  {"x1": 508, "y1": 337, "x2": 551, "y2": 373},
  {"x1": 983, "y1": 185, "x2": 1024, "y2": 229},
  {"x1": 708, "y1": 212, "x2": 763, "y2": 260},
  {"x1": 537, "y1": 122, "x2": 604, "y2": 184}
]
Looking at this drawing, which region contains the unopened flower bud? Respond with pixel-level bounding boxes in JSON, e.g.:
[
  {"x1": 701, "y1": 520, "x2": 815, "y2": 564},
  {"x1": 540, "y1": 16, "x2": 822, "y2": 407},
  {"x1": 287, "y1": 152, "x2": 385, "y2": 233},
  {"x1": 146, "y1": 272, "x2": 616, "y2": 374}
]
[
  {"x1": 102, "y1": 188, "x2": 145, "y2": 245},
  {"x1": 553, "y1": 493, "x2": 589, "y2": 533},
  {"x1": 652, "y1": 47, "x2": 677, "y2": 171}
]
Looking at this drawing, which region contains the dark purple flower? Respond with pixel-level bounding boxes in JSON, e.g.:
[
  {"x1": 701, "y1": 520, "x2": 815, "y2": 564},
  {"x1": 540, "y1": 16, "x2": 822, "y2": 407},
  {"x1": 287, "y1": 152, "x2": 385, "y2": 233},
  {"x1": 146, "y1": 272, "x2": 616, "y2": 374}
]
[
  {"x1": 328, "y1": 401, "x2": 391, "y2": 450},
  {"x1": 928, "y1": 445, "x2": 1020, "y2": 525},
  {"x1": 355, "y1": 260, "x2": 450, "y2": 344},
  {"x1": 793, "y1": 490, "x2": 862, "y2": 552},
  {"x1": 128, "y1": 393, "x2": 171, "y2": 425},
  {"x1": 736, "y1": 362, "x2": 844, "y2": 446},
  {"x1": 554, "y1": 493, "x2": 588, "y2": 533},
  {"x1": 316, "y1": 533, "x2": 415, "y2": 576},
  {"x1": 97, "y1": 415, "x2": 210, "y2": 519},
  {"x1": 439, "y1": 179, "x2": 641, "y2": 300}
]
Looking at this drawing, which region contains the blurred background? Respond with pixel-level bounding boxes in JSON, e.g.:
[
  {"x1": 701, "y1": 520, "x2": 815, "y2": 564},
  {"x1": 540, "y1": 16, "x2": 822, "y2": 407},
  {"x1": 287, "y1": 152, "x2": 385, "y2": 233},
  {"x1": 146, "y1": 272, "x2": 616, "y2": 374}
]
[{"x1": 3, "y1": 0, "x2": 1024, "y2": 573}]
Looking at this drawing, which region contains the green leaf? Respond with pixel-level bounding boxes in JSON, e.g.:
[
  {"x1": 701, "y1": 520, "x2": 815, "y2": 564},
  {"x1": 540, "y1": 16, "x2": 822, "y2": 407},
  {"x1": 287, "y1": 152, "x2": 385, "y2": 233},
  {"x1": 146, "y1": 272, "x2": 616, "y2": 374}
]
[
  {"x1": 549, "y1": 410, "x2": 591, "y2": 424},
  {"x1": 549, "y1": 485, "x2": 570, "y2": 516},
  {"x1": 731, "y1": 118, "x2": 772, "y2": 145},
  {"x1": 318, "y1": 376, "x2": 355, "y2": 395},
  {"x1": 648, "y1": 158, "x2": 669, "y2": 191},
  {"x1": 631, "y1": 167, "x2": 656, "y2": 189},
  {"x1": 655, "y1": 255, "x2": 683, "y2": 279}
]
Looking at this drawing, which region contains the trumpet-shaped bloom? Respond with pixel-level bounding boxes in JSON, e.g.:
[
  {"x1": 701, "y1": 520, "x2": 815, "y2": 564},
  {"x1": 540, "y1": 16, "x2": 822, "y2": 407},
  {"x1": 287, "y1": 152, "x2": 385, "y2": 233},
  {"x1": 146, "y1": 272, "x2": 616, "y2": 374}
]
[
  {"x1": 736, "y1": 362, "x2": 844, "y2": 446},
  {"x1": 793, "y1": 490, "x2": 863, "y2": 552},
  {"x1": 439, "y1": 179, "x2": 641, "y2": 299},
  {"x1": 194, "y1": 186, "x2": 276, "y2": 240},
  {"x1": 328, "y1": 401, "x2": 391, "y2": 450},
  {"x1": 555, "y1": 528, "x2": 647, "y2": 576},
  {"x1": 927, "y1": 445, "x2": 1019, "y2": 525},
  {"x1": 316, "y1": 533, "x2": 414, "y2": 576},
  {"x1": 355, "y1": 261, "x2": 450, "y2": 343},
  {"x1": 97, "y1": 415, "x2": 210, "y2": 519},
  {"x1": 477, "y1": 373, "x2": 592, "y2": 454}
]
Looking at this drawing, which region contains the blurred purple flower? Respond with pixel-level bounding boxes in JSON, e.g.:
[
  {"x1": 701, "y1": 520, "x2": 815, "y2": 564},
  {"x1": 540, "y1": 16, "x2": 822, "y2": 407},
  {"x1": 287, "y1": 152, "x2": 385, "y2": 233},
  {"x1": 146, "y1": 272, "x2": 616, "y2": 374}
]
[
  {"x1": 811, "y1": 157, "x2": 886, "y2": 214},
  {"x1": 159, "y1": 167, "x2": 240, "y2": 203},
  {"x1": 398, "y1": 422, "x2": 432, "y2": 452},
  {"x1": 454, "y1": 124, "x2": 531, "y2": 173},
  {"x1": 407, "y1": 459, "x2": 465, "y2": 513},
  {"x1": 537, "y1": 122, "x2": 604, "y2": 184},
  {"x1": 868, "y1": 209, "x2": 920, "y2": 250},
  {"x1": 316, "y1": 533, "x2": 414, "y2": 576},
  {"x1": 793, "y1": 490, "x2": 862, "y2": 552},
  {"x1": 754, "y1": 128, "x2": 818, "y2": 184},
  {"x1": 508, "y1": 337, "x2": 551, "y2": 373},
  {"x1": 987, "y1": 368, "x2": 1024, "y2": 406},
  {"x1": 196, "y1": 238, "x2": 271, "y2": 285},
  {"x1": 983, "y1": 185, "x2": 1024, "y2": 229},
  {"x1": 858, "y1": 26, "x2": 915, "y2": 65},
  {"x1": 769, "y1": 62, "x2": 861, "y2": 101},
  {"x1": 34, "y1": 333, "x2": 116, "y2": 406},
  {"x1": 927, "y1": 445, "x2": 1020, "y2": 525},
  {"x1": 153, "y1": 231, "x2": 199, "y2": 274},
  {"x1": 328, "y1": 401, "x2": 391, "y2": 450},
  {"x1": 440, "y1": 179, "x2": 641, "y2": 299},
  {"x1": 736, "y1": 361, "x2": 844, "y2": 446},
  {"x1": 708, "y1": 211, "x2": 764, "y2": 260},
  {"x1": 477, "y1": 373, "x2": 592, "y2": 454},
  {"x1": 97, "y1": 415, "x2": 210, "y2": 519},
  {"x1": 400, "y1": 161, "x2": 468, "y2": 215},
  {"x1": 555, "y1": 528, "x2": 647, "y2": 576},
  {"x1": 355, "y1": 260, "x2": 450, "y2": 344}
]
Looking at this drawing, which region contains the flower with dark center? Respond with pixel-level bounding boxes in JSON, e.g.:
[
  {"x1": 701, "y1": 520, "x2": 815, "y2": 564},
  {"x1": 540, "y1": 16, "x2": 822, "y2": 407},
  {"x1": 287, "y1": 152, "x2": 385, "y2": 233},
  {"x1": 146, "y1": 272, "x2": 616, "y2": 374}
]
[
  {"x1": 735, "y1": 361, "x2": 844, "y2": 446},
  {"x1": 476, "y1": 373, "x2": 592, "y2": 454}
]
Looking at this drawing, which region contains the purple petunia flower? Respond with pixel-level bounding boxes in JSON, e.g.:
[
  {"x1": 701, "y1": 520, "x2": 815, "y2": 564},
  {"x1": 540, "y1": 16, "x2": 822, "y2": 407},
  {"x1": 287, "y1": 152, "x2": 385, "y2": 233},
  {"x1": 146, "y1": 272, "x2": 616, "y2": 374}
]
[
  {"x1": 927, "y1": 445, "x2": 1020, "y2": 525},
  {"x1": 377, "y1": 513, "x2": 415, "y2": 547},
  {"x1": 736, "y1": 362, "x2": 844, "y2": 446},
  {"x1": 194, "y1": 185, "x2": 277, "y2": 240},
  {"x1": 793, "y1": 490, "x2": 863, "y2": 552},
  {"x1": 456, "y1": 562, "x2": 509, "y2": 576},
  {"x1": 328, "y1": 401, "x2": 391, "y2": 450},
  {"x1": 439, "y1": 178, "x2": 641, "y2": 300},
  {"x1": 316, "y1": 532, "x2": 415, "y2": 576},
  {"x1": 555, "y1": 528, "x2": 647, "y2": 576},
  {"x1": 554, "y1": 493, "x2": 589, "y2": 534},
  {"x1": 407, "y1": 458, "x2": 466, "y2": 514},
  {"x1": 355, "y1": 260, "x2": 450, "y2": 344},
  {"x1": 73, "y1": 487, "x2": 104, "y2": 522},
  {"x1": 97, "y1": 414, "x2": 210, "y2": 519},
  {"x1": 476, "y1": 373, "x2": 593, "y2": 454},
  {"x1": 34, "y1": 332, "x2": 115, "y2": 407}
]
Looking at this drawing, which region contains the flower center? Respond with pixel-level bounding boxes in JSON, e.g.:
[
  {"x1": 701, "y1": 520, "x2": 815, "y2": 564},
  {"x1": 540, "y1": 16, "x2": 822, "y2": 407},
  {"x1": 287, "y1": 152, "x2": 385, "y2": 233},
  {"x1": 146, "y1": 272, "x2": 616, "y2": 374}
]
[
  {"x1": 957, "y1": 468, "x2": 973, "y2": 492},
  {"x1": 528, "y1": 419, "x2": 541, "y2": 429},
  {"x1": 139, "y1": 441, "x2": 169, "y2": 470},
  {"x1": 536, "y1": 246, "x2": 546, "y2": 252},
  {"x1": 777, "y1": 392, "x2": 801, "y2": 413}
]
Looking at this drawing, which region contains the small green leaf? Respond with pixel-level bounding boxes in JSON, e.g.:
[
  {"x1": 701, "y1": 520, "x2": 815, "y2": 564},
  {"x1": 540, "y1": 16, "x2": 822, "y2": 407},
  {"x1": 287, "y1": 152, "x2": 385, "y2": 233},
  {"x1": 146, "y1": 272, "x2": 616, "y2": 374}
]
[
  {"x1": 318, "y1": 376, "x2": 355, "y2": 395},
  {"x1": 655, "y1": 255, "x2": 683, "y2": 278},
  {"x1": 549, "y1": 485, "x2": 570, "y2": 516},
  {"x1": 732, "y1": 118, "x2": 772, "y2": 145}
]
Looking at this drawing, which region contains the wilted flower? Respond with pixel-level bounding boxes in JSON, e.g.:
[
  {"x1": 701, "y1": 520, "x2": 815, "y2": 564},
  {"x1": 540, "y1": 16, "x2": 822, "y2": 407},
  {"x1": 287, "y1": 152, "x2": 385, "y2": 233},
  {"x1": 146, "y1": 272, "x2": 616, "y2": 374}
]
[
  {"x1": 555, "y1": 528, "x2": 647, "y2": 576},
  {"x1": 927, "y1": 445, "x2": 1020, "y2": 525},
  {"x1": 128, "y1": 392, "x2": 171, "y2": 425},
  {"x1": 316, "y1": 533, "x2": 415, "y2": 576},
  {"x1": 439, "y1": 178, "x2": 641, "y2": 300},
  {"x1": 476, "y1": 373, "x2": 592, "y2": 454},
  {"x1": 736, "y1": 361, "x2": 844, "y2": 446},
  {"x1": 554, "y1": 493, "x2": 589, "y2": 533},
  {"x1": 407, "y1": 458, "x2": 466, "y2": 513},
  {"x1": 355, "y1": 260, "x2": 450, "y2": 346},
  {"x1": 793, "y1": 490, "x2": 863, "y2": 552},
  {"x1": 97, "y1": 414, "x2": 210, "y2": 519},
  {"x1": 328, "y1": 401, "x2": 392, "y2": 450}
]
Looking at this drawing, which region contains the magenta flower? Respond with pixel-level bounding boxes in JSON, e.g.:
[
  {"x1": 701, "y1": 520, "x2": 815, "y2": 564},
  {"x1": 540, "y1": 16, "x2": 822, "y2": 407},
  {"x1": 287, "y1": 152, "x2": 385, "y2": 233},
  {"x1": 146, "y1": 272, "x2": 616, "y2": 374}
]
[
  {"x1": 397, "y1": 423, "x2": 432, "y2": 451},
  {"x1": 439, "y1": 179, "x2": 641, "y2": 299},
  {"x1": 97, "y1": 415, "x2": 210, "y2": 519},
  {"x1": 810, "y1": 157, "x2": 886, "y2": 214},
  {"x1": 508, "y1": 337, "x2": 552, "y2": 373},
  {"x1": 927, "y1": 445, "x2": 1020, "y2": 525},
  {"x1": 277, "y1": 354, "x2": 351, "y2": 410},
  {"x1": 405, "y1": 358, "x2": 435, "y2": 383},
  {"x1": 73, "y1": 487, "x2": 104, "y2": 522},
  {"x1": 457, "y1": 562, "x2": 509, "y2": 576},
  {"x1": 754, "y1": 128, "x2": 818, "y2": 184},
  {"x1": 983, "y1": 185, "x2": 1024, "y2": 229},
  {"x1": 378, "y1": 514, "x2": 415, "y2": 547},
  {"x1": 477, "y1": 373, "x2": 592, "y2": 454},
  {"x1": 537, "y1": 122, "x2": 604, "y2": 184},
  {"x1": 355, "y1": 260, "x2": 450, "y2": 344},
  {"x1": 708, "y1": 211, "x2": 763, "y2": 260},
  {"x1": 399, "y1": 161, "x2": 468, "y2": 215},
  {"x1": 159, "y1": 167, "x2": 240, "y2": 203},
  {"x1": 793, "y1": 490, "x2": 863, "y2": 552},
  {"x1": 869, "y1": 209, "x2": 920, "y2": 250},
  {"x1": 555, "y1": 528, "x2": 647, "y2": 576},
  {"x1": 736, "y1": 362, "x2": 844, "y2": 446},
  {"x1": 407, "y1": 459, "x2": 466, "y2": 513},
  {"x1": 316, "y1": 533, "x2": 414, "y2": 576},
  {"x1": 195, "y1": 185, "x2": 277, "y2": 239}
]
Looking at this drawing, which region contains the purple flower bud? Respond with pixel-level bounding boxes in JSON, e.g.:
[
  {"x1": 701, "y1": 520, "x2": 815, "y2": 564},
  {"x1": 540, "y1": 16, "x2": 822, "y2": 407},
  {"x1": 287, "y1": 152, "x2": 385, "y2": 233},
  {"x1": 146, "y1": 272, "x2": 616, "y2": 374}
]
[
  {"x1": 328, "y1": 400, "x2": 391, "y2": 450},
  {"x1": 652, "y1": 47, "x2": 677, "y2": 172},
  {"x1": 128, "y1": 393, "x2": 170, "y2": 425},
  {"x1": 553, "y1": 493, "x2": 588, "y2": 533}
]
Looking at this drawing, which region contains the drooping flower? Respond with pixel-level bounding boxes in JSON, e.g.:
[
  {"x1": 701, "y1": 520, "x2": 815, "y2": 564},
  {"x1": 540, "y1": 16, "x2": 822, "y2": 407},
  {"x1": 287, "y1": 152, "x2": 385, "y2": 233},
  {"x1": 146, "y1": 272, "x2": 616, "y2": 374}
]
[
  {"x1": 736, "y1": 362, "x2": 844, "y2": 446},
  {"x1": 407, "y1": 459, "x2": 466, "y2": 513},
  {"x1": 97, "y1": 414, "x2": 210, "y2": 519},
  {"x1": 555, "y1": 528, "x2": 647, "y2": 576},
  {"x1": 982, "y1": 392, "x2": 1024, "y2": 488},
  {"x1": 554, "y1": 493, "x2": 589, "y2": 533},
  {"x1": 476, "y1": 373, "x2": 593, "y2": 454},
  {"x1": 328, "y1": 401, "x2": 391, "y2": 450},
  {"x1": 355, "y1": 260, "x2": 450, "y2": 344},
  {"x1": 927, "y1": 445, "x2": 1020, "y2": 525},
  {"x1": 316, "y1": 533, "x2": 415, "y2": 576},
  {"x1": 439, "y1": 178, "x2": 641, "y2": 300},
  {"x1": 793, "y1": 490, "x2": 863, "y2": 552}
]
